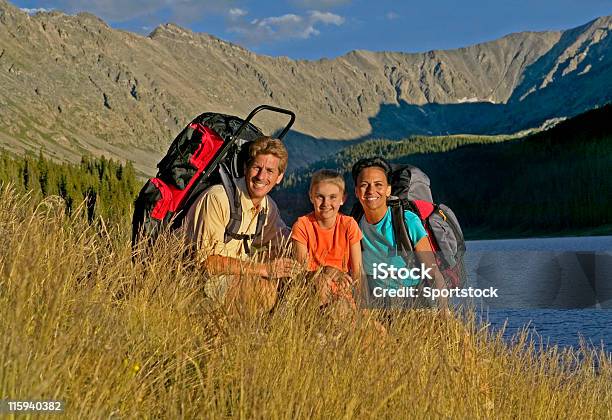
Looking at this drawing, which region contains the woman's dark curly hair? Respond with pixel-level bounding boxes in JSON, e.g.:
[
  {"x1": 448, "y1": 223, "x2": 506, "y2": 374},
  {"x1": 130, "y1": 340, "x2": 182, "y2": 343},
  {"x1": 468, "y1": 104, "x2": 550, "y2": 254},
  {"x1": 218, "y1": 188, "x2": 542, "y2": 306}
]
[{"x1": 351, "y1": 157, "x2": 392, "y2": 184}]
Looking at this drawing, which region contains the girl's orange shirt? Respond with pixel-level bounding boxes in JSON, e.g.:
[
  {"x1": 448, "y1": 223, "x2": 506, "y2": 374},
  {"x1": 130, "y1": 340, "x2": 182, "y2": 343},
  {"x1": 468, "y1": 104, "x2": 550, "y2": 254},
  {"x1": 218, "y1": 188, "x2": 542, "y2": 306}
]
[{"x1": 291, "y1": 212, "x2": 362, "y2": 273}]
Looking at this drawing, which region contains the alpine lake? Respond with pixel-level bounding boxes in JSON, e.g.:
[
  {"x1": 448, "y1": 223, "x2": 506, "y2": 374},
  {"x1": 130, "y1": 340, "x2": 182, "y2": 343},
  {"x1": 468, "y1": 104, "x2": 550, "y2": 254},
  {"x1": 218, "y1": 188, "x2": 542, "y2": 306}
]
[{"x1": 459, "y1": 235, "x2": 612, "y2": 351}]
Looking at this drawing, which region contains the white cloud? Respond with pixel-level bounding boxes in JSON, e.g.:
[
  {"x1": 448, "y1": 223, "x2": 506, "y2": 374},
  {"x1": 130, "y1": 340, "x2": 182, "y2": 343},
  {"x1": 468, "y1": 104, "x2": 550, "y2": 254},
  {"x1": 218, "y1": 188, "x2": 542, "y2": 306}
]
[
  {"x1": 290, "y1": 0, "x2": 351, "y2": 9},
  {"x1": 21, "y1": 7, "x2": 53, "y2": 15},
  {"x1": 385, "y1": 11, "x2": 400, "y2": 20},
  {"x1": 229, "y1": 8, "x2": 247, "y2": 18},
  {"x1": 30, "y1": 1, "x2": 346, "y2": 46},
  {"x1": 228, "y1": 9, "x2": 345, "y2": 44},
  {"x1": 309, "y1": 10, "x2": 344, "y2": 25},
  {"x1": 33, "y1": 1, "x2": 239, "y2": 24}
]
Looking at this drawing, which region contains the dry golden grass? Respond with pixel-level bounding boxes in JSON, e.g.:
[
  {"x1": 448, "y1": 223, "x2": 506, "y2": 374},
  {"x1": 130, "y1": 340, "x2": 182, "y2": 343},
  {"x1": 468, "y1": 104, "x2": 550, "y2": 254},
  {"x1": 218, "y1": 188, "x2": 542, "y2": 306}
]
[{"x1": 0, "y1": 185, "x2": 610, "y2": 419}]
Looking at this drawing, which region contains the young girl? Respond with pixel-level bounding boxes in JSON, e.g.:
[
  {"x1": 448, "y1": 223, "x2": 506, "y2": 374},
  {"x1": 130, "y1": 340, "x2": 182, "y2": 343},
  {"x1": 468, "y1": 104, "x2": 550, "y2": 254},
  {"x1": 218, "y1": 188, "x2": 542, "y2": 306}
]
[{"x1": 291, "y1": 169, "x2": 362, "y2": 306}]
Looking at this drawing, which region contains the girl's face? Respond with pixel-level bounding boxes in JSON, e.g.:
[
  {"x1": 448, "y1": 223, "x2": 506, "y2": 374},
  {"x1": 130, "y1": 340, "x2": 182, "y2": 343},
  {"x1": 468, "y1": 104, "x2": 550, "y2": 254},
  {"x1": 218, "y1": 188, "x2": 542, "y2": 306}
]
[{"x1": 309, "y1": 181, "x2": 345, "y2": 224}]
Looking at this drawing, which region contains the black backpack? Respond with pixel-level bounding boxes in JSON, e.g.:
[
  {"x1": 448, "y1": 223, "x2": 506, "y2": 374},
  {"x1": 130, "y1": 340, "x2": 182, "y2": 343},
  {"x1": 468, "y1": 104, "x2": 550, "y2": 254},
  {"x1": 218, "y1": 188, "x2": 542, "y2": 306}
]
[
  {"x1": 352, "y1": 164, "x2": 467, "y2": 288},
  {"x1": 131, "y1": 105, "x2": 295, "y2": 253}
]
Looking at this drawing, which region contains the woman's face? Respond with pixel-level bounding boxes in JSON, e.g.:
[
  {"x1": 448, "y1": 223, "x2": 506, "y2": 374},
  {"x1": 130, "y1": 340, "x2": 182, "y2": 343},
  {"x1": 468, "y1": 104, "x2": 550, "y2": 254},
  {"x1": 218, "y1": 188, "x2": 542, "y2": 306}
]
[{"x1": 355, "y1": 167, "x2": 391, "y2": 213}]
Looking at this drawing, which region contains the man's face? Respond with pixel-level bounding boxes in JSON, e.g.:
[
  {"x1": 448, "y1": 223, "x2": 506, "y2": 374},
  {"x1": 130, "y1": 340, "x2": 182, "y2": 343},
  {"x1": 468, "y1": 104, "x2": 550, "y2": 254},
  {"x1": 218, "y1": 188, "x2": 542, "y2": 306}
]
[
  {"x1": 355, "y1": 167, "x2": 391, "y2": 213},
  {"x1": 245, "y1": 153, "x2": 284, "y2": 202}
]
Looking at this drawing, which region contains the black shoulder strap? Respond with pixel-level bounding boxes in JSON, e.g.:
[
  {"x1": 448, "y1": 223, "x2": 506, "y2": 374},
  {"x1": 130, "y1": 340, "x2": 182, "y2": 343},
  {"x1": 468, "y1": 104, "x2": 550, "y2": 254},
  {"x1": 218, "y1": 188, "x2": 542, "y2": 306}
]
[
  {"x1": 219, "y1": 163, "x2": 242, "y2": 243},
  {"x1": 254, "y1": 206, "x2": 267, "y2": 239},
  {"x1": 224, "y1": 207, "x2": 267, "y2": 256},
  {"x1": 390, "y1": 198, "x2": 434, "y2": 303},
  {"x1": 389, "y1": 197, "x2": 415, "y2": 263}
]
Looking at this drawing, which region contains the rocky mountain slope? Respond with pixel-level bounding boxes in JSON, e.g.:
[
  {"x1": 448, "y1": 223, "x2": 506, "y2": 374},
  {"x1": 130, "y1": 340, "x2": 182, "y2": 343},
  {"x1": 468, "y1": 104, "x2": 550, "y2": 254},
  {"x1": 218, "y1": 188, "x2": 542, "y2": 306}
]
[{"x1": 0, "y1": 0, "x2": 610, "y2": 174}]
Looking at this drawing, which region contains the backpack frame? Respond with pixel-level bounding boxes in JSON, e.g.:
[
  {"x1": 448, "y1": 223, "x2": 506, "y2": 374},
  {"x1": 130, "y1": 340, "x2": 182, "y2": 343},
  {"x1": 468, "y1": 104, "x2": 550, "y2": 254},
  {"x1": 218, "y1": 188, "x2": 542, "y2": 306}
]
[{"x1": 132, "y1": 105, "x2": 295, "y2": 253}]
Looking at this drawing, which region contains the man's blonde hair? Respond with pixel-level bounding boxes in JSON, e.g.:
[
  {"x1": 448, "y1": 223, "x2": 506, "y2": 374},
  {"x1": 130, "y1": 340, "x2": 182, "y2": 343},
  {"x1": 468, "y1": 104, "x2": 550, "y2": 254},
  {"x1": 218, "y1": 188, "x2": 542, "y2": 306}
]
[
  {"x1": 309, "y1": 169, "x2": 345, "y2": 194},
  {"x1": 247, "y1": 136, "x2": 288, "y2": 174}
]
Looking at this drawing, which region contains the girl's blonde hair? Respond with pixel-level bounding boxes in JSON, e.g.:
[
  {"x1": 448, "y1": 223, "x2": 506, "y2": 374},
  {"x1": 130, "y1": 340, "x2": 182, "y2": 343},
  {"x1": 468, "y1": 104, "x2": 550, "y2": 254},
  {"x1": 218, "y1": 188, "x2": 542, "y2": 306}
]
[{"x1": 309, "y1": 169, "x2": 345, "y2": 194}]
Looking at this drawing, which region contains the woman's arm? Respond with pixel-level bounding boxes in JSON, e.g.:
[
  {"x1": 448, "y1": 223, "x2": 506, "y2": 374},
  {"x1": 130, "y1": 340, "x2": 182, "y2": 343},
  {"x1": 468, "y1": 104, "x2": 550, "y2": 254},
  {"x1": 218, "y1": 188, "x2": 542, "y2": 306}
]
[{"x1": 414, "y1": 236, "x2": 449, "y2": 313}]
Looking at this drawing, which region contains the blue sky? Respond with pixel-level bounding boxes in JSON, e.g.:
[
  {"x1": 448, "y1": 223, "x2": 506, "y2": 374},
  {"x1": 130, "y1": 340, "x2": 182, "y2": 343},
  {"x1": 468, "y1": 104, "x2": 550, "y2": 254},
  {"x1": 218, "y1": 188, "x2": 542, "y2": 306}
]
[{"x1": 12, "y1": 0, "x2": 612, "y2": 59}]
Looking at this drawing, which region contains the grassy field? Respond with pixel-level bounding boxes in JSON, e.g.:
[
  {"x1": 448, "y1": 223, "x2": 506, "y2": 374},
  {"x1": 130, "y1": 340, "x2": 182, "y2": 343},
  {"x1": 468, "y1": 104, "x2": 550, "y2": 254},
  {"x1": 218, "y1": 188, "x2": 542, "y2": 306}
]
[{"x1": 1, "y1": 185, "x2": 611, "y2": 418}]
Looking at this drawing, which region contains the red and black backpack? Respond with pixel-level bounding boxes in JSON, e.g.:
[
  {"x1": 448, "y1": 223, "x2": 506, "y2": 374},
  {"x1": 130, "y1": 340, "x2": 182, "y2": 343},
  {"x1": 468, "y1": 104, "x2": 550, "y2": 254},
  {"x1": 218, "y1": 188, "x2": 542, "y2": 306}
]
[
  {"x1": 352, "y1": 164, "x2": 467, "y2": 288},
  {"x1": 131, "y1": 105, "x2": 295, "y2": 252}
]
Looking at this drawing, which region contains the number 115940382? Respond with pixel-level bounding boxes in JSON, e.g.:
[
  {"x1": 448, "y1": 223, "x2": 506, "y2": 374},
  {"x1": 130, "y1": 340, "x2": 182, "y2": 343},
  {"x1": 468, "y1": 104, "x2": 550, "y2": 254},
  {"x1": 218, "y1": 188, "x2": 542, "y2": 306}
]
[{"x1": 1, "y1": 400, "x2": 64, "y2": 413}]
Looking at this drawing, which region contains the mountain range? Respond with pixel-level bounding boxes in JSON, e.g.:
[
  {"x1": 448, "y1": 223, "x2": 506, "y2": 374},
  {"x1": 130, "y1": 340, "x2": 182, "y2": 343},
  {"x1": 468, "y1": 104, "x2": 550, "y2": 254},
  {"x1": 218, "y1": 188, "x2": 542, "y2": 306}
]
[{"x1": 0, "y1": 0, "x2": 610, "y2": 174}]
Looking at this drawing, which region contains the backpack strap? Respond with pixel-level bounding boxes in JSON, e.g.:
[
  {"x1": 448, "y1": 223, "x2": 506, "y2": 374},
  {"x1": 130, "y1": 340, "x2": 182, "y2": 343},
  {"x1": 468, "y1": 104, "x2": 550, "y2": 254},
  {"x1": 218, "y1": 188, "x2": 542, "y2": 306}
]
[
  {"x1": 388, "y1": 197, "x2": 415, "y2": 261},
  {"x1": 219, "y1": 163, "x2": 242, "y2": 242},
  {"x1": 223, "y1": 207, "x2": 267, "y2": 255},
  {"x1": 406, "y1": 199, "x2": 440, "y2": 257},
  {"x1": 389, "y1": 197, "x2": 432, "y2": 308},
  {"x1": 250, "y1": 207, "x2": 268, "y2": 255}
]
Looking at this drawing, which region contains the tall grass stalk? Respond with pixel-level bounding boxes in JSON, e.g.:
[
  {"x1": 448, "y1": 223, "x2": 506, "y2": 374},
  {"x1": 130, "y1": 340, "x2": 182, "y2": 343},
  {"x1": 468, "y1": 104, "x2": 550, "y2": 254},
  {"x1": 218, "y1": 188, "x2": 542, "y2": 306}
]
[{"x1": 0, "y1": 186, "x2": 610, "y2": 418}]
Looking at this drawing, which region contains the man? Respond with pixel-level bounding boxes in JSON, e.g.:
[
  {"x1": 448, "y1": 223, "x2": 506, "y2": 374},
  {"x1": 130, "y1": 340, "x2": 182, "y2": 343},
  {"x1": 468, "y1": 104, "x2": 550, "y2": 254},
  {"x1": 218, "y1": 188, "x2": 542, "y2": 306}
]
[
  {"x1": 184, "y1": 136, "x2": 295, "y2": 312},
  {"x1": 351, "y1": 157, "x2": 448, "y2": 311}
]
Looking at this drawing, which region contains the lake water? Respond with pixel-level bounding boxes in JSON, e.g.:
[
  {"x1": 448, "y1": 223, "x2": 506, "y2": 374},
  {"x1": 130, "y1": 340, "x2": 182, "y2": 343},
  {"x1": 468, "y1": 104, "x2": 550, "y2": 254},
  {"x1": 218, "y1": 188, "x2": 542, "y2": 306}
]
[{"x1": 462, "y1": 236, "x2": 612, "y2": 351}]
